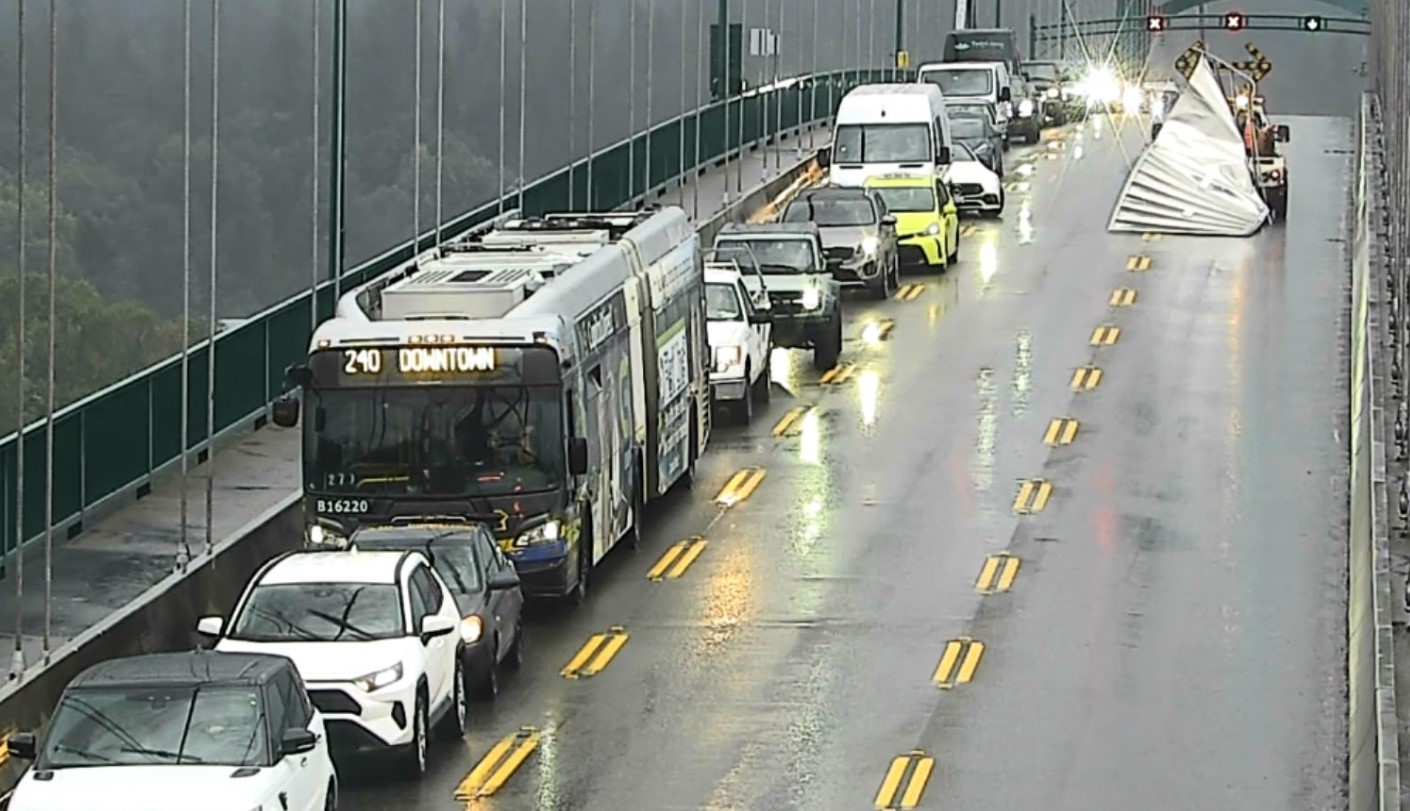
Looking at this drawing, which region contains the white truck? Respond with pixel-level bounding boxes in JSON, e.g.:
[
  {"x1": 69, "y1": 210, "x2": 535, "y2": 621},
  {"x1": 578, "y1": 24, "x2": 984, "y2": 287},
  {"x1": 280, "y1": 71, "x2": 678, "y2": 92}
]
[{"x1": 703, "y1": 260, "x2": 774, "y2": 424}]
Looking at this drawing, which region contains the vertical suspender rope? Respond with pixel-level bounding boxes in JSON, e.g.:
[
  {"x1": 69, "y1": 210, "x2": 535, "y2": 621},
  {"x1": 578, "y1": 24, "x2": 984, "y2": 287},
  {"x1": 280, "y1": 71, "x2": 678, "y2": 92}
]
[
  {"x1": 868, "y1": 0, "x2": 876, "y2": 76},
  {"x1": 629, "y1": 0, "x2": 637, "y2": 208},
  {"x1": 10, "y1": 0, "x2": 26, "y2": 679},
  {"x1": 329, "y1": 0, "x2": 345, "y2": 302},
  {"x1": 809, "y1": 0, "x2": 817, "y2": 150},
  {"x1": 178, "y1": 0, "x2": 193, "y2": 573},
  {"x1": 434, "y1": 0, "x2": 444, "y2": 244},
  {"x1": 644, "y1": 0, "x2": 654, "y2": 206},
  {"x1": 854, "y1": 0, "x2": 862, "y2": 85},
  {"x1": 722, "y1": 0, "x2": 732, "y2": 204},
  {"x1": 586, "y1": 0, "x2": 596, "y2": 209},
  {"x1": 310, "y1": 0, "x2": 321, "y2": 326},
  {"x1": 568, "y1": 0, "x2": 577, "y2": 209},
  {"x1": 204, "y1": 0, "x2": 220, "y2": 559},
  {"x1": 761, "y1": 0, "x2": 769, "y2": 175},
  {"x1": 516, "y1": 0, "x2": 527, "y2": 214},
  {"x1": 775, "y1": 0, "x2": 784, "y2": 167},
  {"x1": 736, "y1": 0, "x2": 747, "y2": 196},
  {"x1": 693, "y1": 0, "x2": 704, "y2": 218},
  {"x1": 497, "y1": 0, "x2": 506, "y2": 213},
  {"x1": 678, "y1": 0, "x2": 688, "y2": 208},
  {"x1": 413, "y1": 0, "x2": 422, "y2": 253},
  {"x1": 41, "y1": 0, "x2": 57, "y2": 661}
]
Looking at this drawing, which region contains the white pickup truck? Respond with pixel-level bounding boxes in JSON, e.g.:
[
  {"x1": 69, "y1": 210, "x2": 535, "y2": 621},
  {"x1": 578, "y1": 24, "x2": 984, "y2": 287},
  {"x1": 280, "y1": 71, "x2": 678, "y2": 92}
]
[{"x1": 703, "y1": 261, "x2": 774, "y2": 424}]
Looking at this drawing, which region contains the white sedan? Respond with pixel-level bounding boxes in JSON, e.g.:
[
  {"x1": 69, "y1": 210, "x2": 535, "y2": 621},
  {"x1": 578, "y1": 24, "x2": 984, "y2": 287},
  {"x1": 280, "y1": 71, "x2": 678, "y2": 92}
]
[{"x1": 946, "y1": 142, "x2": 1005, "y2": 217}]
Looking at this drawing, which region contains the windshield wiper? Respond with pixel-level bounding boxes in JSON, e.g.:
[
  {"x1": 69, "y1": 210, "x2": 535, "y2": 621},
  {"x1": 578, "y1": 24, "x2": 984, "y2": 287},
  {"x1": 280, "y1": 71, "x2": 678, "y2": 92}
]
[
  {"x1": 243, "y1": 605, "x2": 321, "y2": 641},
  {"x1": 49, "y1": 742, "x2": 118, "y2": 764},
  {"x1": 306, "y1": 608, "x2": 377, "y2": 641},
  {"x1": 758, "y1": 262, "x2": 804, "y2": 273},
  {"x1": 118, "y1": 744, "x2": 206, "y2": 763}
]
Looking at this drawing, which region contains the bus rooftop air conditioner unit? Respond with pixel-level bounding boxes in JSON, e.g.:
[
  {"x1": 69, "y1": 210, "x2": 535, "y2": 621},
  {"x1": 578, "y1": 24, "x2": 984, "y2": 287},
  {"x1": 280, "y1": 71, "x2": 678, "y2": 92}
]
[{"x1": 380, "y1": 261, "x2": 546, "y2": 321}]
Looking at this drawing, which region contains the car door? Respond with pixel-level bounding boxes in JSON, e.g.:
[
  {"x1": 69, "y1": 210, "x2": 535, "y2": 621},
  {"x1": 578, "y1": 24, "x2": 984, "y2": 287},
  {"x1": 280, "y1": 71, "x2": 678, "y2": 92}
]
[
  {"x1": 733, "y1": 280, "x2": 768, "y2": 373},
  {"x1": 264, "y1": 670, "x2": 326, "y2": 811},
  {"x1": 486, "y1": 533, "x2": 526, "y2": 653},
  {"x1": 870, "y1": 192, "x2": 897, "y2": 268},
  {"x1": 934, "y1": 180, "x2": 959, "y2": 251},
  {"x1": 408, "y1": 564, "x2": 452, "y2": 707}
]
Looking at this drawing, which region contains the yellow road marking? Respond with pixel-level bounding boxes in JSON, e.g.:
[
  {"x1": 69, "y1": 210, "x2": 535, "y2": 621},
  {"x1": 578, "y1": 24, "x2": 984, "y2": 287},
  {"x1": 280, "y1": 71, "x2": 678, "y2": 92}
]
[
  {"x1": 715, "y1": 467, "x2": 766, "y2": 506},
  {"x1": 933, "y1": 637, "x2": 984, "y2": 688},
  {"x1": 560, "y1": 626, "x2": 630, "y2": 679},
  {"x1": 1043, "y1": 417, "x2": 1079, "y2": 446},
  {"x1": 1141, "y1": 232, "x2": 1164, "y2": 242},
  {"x1": 1012, "y1": 479, "x2": 1053, "y2": 514},
  {"x1": 975, "y1": 552, "x2": 1021, "y2": 594},
  {"x1": 1109, "y1": 287, "x2": 1137, "y2": 307},
  {"x1": 960, "y1": 224, "x2": 977, "y2": 237},
  {"x1": 1070, "y1": 365, "x2": 1103, "y2": 390},
  {"x1": 771, "y1": 405, "x2": 811, "y2": 436},
  {"x1": 1126, "y1": 254, "x2": 1153, "y2": 271},
  {"x1": 646, "y1": 536, "x2": 708, "y2": 580},
  {"x1": 874, "y1": 751, "x2": 935, "y2": 809},
  {"x1": 896, "y1": 283, "x2": 926, "y2": 301},
  {"x1": 1089, "y1": 325, "x2": 1120, "y2": 346},
  {"x1": 455, "y1": 726, "x2": 540, "y2": 800},
  {"x1": 748, "y1": 164, "x2": 821, "y2": 223},
  {"x1": 819, "y1": 362, "x2": 856, "y2": 385}
]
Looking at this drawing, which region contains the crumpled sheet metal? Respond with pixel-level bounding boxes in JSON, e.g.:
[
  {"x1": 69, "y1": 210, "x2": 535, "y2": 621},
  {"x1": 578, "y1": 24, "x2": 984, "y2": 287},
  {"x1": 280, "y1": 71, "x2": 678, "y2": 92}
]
[{"x1": 1108, "y1": 59, "x2": 1269, "y2": 236}]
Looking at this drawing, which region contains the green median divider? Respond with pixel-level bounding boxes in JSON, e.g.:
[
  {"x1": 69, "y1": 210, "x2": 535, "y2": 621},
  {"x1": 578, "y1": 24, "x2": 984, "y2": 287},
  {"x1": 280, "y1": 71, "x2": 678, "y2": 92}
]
[{"x1": 0, "y1": 67, "x2": 912, "y2": 560}]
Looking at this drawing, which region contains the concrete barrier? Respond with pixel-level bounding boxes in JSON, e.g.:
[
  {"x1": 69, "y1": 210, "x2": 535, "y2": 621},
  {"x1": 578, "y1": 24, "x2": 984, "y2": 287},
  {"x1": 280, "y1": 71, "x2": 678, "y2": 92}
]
[
  {"x1": 1349, "y1": 90, "x2": 1402, "y2": 811},
  {"x1": 0, "y1": 148, "x2": 823, "y2": 805}
]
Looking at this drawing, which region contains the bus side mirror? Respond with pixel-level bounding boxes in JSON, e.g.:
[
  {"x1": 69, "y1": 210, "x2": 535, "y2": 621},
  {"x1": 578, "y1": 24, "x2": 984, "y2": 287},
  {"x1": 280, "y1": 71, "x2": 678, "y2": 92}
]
[
  {"x1": 1274, "y1": 125, "x2": 1290, "y2": 143},
  {"x1": 272, "y1": 395, "x2": 300, "y2": 428},
  {"x1": 568, "y1": 437, "x2": 588, "y2": 476},
  {"x1": 999, "y1": 87, "x2": 1012, "y2": 102},
  {"x1": 286, "y1": 364, "x2": 313, "y2": 388},
  {"x1": 816, "y1": 145, "x2": 832, "y2": 168}
]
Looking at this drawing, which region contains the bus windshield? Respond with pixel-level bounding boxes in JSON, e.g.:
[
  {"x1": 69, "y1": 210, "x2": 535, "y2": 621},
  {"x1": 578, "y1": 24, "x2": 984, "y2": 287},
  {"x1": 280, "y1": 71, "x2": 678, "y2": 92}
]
[
  {"x1": 1024, "y1": 63, "x2": 1059, "y2": 83},
  {"x1": 833, "y1": 123, "x2": 932, "y2": 163},
  {"x1": 305, "y1": 384, "x2": 565, "y2": 498}
]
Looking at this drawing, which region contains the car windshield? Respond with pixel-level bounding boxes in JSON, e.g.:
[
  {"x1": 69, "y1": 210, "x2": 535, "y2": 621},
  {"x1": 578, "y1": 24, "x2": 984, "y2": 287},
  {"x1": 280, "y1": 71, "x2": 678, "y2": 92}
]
[
  {"x1": 1025, "y1": 63, "x2": 1059, "y2": 83},
  {"x1": 40, "y1": 685, "x2": 268, "y2": 769},
  {"x1": 953, "y1": 142, "x2": 978, "y2": 163},
  {"x1": 306, "y1": 384, "x2": 564, "y2": 498},
  {"x1": 706, "y1": 283, "x2": 744, "y2": 321},
  {"x1": 869, "y1": 186, "x2": 936, "y2": 213},
  {"x1": 229, "y1": 582, "x2": 404, "y2": 642},
  {"x1": 833, "y1": 123, "x2": 932, "y2": 164},
  {"x1": 923, "y1": 69, "x2": 994, "y2": 97},
  {"x1": 351, "y1": 537, "x2": 486, "y2": 594},
  {"x1": 781, "y1": 196, "x2": 877, "y2": 226},
  {"x1": 714, "y1": 239, "x2": 814, "y2": 274},
  {"x1": 950, "y1": 118, "x2": 987, "y2": 139}
]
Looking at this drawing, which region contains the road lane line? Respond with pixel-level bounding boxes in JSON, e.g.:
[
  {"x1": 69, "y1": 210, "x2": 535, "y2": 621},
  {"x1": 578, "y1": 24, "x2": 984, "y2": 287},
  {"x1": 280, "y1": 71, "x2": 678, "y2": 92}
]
[
  {"x1": 560, "y1": 633, "x2": 609, "y2": 678},
  {"x1": 771, "y1": 405, "x2": 810, "y2": 436},
  {"x1": 647, "y1": 540, "x2": 688, "y2": 580},
  {"x1": 874, "y1": 754, "x2": 913, "y2": 808},
  {"x1": 1089, "y1": 325, "x2": 1120, "y2": 346},
  {"x1": 932, "y1": 640, "x2": 964, "y2": 687},
  {"x1": 976, "y1": 552, "x2": 1020, "y2": 593},
  {"x1": 732, "y1": 468, "x2": 767, "y2": 503},
  {"x1": 975, "y1": 555, "x2": 1002, "y2": 592},
  {"x1": 1071, "y1": 366, "x2": 1103, "y2": 390},
  {"x1": 1110, "y1": 287, "x2": 1137, "y2": 306},
  {"x1": 714, "y1": 469, "x2": 752, "y2": 504},
  {"x1": 996, "y1": 555, "x2": 1020, "y2": 591},
  {"x1": 574, "y1": 626, "x2": 630, "y2": 678},
  {"x1": 898, "y1": 754, "x2": 935, "y2": 808},
  {"x1": 1013, "y1": 479, "x2": 1053, "y2": 514},
  {"x1": 455, "y1": 730, "x2": 520, "y2": 799},
  {"x1": 1043, "y1": 417, "x2": 1079, "y2": 446},
  {"x1": 956, "y1": 639, "x2": 985, "y2": 683},
  {"x1": 651, "y1": 537, "x2": 707, "y2": 579}
]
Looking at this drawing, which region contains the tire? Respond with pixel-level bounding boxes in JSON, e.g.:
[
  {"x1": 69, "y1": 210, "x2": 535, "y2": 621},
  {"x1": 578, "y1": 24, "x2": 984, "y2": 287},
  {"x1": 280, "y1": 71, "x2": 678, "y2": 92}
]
[
  {"x1": 567, "y1": 525, "x2": 589, "y2": 606},
  {"x1": 1026, "y1": 126, "x2": 1040, "y2": 145},
  {"x1": 737, "y1": 370, "x2": 755, "y2": 424},
  {"x1": 889, "y1": 257, "x2": 900, "y2": 289},
  {"x1": 812, "y1": 314, "x2": 841, "y2": 371},
  {"x1": 324, "y1": 779, "x2": 337, "y2": 811},
  {"x1": 751, "y1": 356, "x2": 771, "y2": 403},
  {"x1": 402, "y1": 692, "x2": 429, "y2": 778},
  {"x1": 477, "y1": 643, "x2": 500, "y2": 700},
  {"x1": 947, "y1": 231, "x2": 959, "y2": 265},
  {"x1": 506, "y1": 622, "x2": 524, "y2": 670},
  {"x1": 869, "y1": 269, "x2": 890, "y2": 300},
  {"x1": 439, "y1": 661, "x2": 468, "y2": 736}
]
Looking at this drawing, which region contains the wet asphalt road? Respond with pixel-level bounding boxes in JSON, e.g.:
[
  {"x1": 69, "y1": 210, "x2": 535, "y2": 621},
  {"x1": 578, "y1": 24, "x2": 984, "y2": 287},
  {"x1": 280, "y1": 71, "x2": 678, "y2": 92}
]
[{"x1": 341, "y1": 113, "x2": 1351, "y2": 811}]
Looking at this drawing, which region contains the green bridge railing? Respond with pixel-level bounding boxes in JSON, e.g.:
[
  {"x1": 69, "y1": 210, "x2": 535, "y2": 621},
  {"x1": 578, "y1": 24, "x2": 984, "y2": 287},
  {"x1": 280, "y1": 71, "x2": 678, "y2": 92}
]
[{"x1": 0, "y1": 66, "x2": 909, "y2": 555}]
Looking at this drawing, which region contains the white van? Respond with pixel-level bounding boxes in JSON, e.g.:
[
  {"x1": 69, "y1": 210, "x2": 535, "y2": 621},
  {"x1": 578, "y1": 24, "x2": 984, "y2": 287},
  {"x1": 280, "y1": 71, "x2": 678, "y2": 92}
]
[
  {"x1": 917, "y1": 62, "x2": 1013, "y2": 138},
  {"x1": 820, "y1": 84, "x2": 955, "y2": 190}
]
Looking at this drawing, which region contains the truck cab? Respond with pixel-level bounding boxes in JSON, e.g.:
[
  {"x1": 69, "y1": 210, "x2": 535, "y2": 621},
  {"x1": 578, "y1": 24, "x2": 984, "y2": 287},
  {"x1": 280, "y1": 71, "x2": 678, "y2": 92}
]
[
  {"x1": 703, "y1": 261, "x2": 774, "y2": 423},
  {"x1": 711, "y1": 223, "x2": 843, "y2": 371},
  {"x1": 1232, "y1": 92, "x2": 1290, "y2": 220}
]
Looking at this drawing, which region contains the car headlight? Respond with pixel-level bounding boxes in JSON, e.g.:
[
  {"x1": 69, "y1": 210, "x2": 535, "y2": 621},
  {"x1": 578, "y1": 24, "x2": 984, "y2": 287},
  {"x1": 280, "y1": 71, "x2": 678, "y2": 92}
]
[
  {"x1": 1018, "y1": 99, "x2": 1034, "y2": 116},
  {"x1": 860, "y1": 236, "x2": 879, "y2": 256},
  {"x1": 926, "y1": 221, "x2": 941, "y2": 236},
  {"x1": 1045, "y1": 87, "x2": 1059, "y2": 99},
  {"x1": 459, "y1": 615, "x2": 483, "y2": 644},
  {"x1": 713, "y1": 344, "x2": 744, "y2": 372},
  {"x1": 307, "y1": 524, "x2": 347, "y2": 549},
  {"x1": 800, "y1": 286, "x2": 821, "y2": 311},
  {"x1": 513, "y1": 519, "x2": 561, "y2": 548},
  {"x1": 352, "y1": 662, "x2": 403, "y2": 692}
]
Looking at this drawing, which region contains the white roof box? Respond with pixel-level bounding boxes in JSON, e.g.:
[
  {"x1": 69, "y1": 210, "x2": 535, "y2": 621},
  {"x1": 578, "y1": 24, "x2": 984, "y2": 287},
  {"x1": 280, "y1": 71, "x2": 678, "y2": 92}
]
[{"x1": 380, "y1": 253, "x2": 547, "y2": 321}]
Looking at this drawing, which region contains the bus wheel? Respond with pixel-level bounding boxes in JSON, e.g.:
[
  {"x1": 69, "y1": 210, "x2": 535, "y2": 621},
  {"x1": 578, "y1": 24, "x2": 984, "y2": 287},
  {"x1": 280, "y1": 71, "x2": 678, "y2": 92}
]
[{"x1": 568, "y1": 517, "x2": 590, "y2": 605}]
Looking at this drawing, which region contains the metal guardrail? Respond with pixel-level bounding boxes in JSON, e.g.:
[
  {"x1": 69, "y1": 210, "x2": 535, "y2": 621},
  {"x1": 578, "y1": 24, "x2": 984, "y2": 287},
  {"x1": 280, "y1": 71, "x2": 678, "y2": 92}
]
[{"x1": 0, "y1": 66, "x2": 909, "y2": 562}]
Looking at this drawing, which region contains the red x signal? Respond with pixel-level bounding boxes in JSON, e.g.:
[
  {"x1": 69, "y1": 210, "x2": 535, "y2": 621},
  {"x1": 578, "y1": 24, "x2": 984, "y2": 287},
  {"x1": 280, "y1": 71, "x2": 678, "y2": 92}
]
[
  {"x1": 1224, "y1": 12, "x2": 1245, "y2": 31},
  {"x1": 1146, "y1": 14, "x2": 1167, "y2": 32}
]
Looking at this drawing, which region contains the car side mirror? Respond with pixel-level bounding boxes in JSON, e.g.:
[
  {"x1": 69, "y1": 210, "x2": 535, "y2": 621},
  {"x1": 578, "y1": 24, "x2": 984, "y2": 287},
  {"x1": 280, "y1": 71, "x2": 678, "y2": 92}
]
[
  {"x1": 881, "y1": 214, "x2": 897, "y2": 228},
  {"x1": 816, "y1": 145, "x2": 832, "y2": 168},
  {"x1": 1274, "y1": 124, "x2": 1290, "y2": 143},
  {"x1": 271, "y1": 394, "x2": 300, "y2": 428},
  {"x1": 748, "y1": 309, "x2": 772, "y2": 326},
  {"x1": 8, "y1": 731, "x2": 36, "y2": 760},
  {"x1": 420, "y1": 614, "x2": 456, "y2": 642},
  {"x1": 938, "y1": 146, "x2": 951, "y2": 164},
  {"x1": 196, "y1": 616, "x2": 225, "y2": 637},
  {"x1": 568, "y1": 436, "x2": 588, "y2": 476},
  {"x1": 999, "y1": 87, "x2": 1012, "y2": 102},
  {"x1": 488, "y1": 568, "x2": 521, "y2": 591},
  {"x1": 280, "y1": 728, "x2": 318, "y2": 756}
]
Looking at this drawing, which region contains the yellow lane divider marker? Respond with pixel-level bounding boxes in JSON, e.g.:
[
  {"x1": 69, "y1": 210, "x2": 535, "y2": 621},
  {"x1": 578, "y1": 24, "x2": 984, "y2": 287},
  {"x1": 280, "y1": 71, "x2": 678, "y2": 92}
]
[
  {"x1": 1126, "y1": 254, "x2": 1153, "y2": 271},
  {"x1": 748, "y1": 164, "x2": 822, "y2": 223},
  {"x1": 896, "y1": 283, "x2": 926, "y2": 301},
  {"x1": 1109, "y1": 287, "x2": 1137, "y2": 307},
  {"x1": 861, "y1": 318, "x2": 896, "y2": 343},
  {"x1": 975, "y1": 552, "x2": 1020, "y2": 594},
  {"x1": 1043, "y1": 417, "x2": 1080, "y2": 447},
  {"x1": 1141, "y1": 232, "x2": 1164, "y2": 242},
  {"x1": 1070, "y1": 365, "x2": 1103, "y2": 391},
  {"x1": 819, "y1": 362, "x2": 857, "y2": 385},
  {"x1": 1090, "y1": 324, "x2": 1121, "y2": 346},
  {"x1": 455, "y1": 726, "x2": 541, "y2": 801},
  {"x1": 960, "y1": 223, "x2": 978, "y2": 238},
  {"x1": 771, "y1": 405, "x2": 812, "y2": 437},
  {"x1": 715, "y1": 467, "x2": 767, "y2": 507},
  {"x1": 932, "y1": 636, "x2": 986, "y2": 689},
  {"x1": 560, "y1": 626, "x2": 630, "y2": 679},
  {"x1": 646, "y1": 536, "x2": 708, "y2": 581},
  {"x1": 874, "y1": 750, "x2": 936, "y2": 809},
  {"x1": 1012, "y1": 479, "x2": 1054, "y2": 514}
]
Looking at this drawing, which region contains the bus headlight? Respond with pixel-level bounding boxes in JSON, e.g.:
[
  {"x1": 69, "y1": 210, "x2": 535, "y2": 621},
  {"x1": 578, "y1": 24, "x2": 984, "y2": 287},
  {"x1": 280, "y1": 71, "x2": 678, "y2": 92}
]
[
  {"x1": 800, "y1": 286, "x2": 822, "y2": 311},
  {"x1": 514, "y1": 519, "x2": 561, "y2": 548}
]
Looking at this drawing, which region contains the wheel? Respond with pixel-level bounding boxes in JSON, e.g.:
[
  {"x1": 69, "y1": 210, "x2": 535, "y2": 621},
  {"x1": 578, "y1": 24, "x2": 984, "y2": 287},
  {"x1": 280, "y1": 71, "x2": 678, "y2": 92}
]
[
  {"x1": 1027, "y1": 127, "x2": 1040, "y2": 145},
  {"x1": 947, "y1": 231, "x2": 959, "y2": 265},
  {"x1": 477, "y1": 643, "x2": 500, "y2": 700},
  {"x1": 438, "y1": 660, "x2": 468, "y2": 736},
  {"x1": 567, "y1": 524, "x2": 589, "y2": 605},
  {"x1": 401, "y1": 692, "x2": 429, "y2": 777},
  {"x1": 324, "y1": 779, "x2": 337, "y2": 811},
  {"x1": 811, "y1": 314, "x2": 841, "y2": 371},
  {"x1": 888, "y1": 257, "x2": 900, "y2": 289},
  {"x1": 737, "y1": 371, "x2": 755, "y2": 423},
  {"x1": 751, "y1": 356, "x2": 771, "y2": 403},
  {"x1": 506, "y1": 622, "x2": 524, "y2": 670},
  {"x1": 869, "y1": 268, "x2": 891, "y2": 300}
]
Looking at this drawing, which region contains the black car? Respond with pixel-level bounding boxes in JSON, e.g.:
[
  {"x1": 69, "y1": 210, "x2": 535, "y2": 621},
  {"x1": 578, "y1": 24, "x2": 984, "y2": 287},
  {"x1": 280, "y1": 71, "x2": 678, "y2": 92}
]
[
  {"x1": 947, "y1": 113, "x2": 1005, "y2": 177},
  {"x1": 349, "y1": 523, "x2": 525, "y2": 698},
  {"x1": 1021, "y1": 60, "x2": 1070, "y2": 126}
]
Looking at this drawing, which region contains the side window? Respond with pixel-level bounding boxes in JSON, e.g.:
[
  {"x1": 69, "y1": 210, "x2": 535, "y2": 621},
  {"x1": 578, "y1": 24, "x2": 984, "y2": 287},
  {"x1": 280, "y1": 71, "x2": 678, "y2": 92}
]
[
  {"x1": 735, "y1": 282, "x2": 757, "y2": 317},
  {"x1": 473, "y1": 532, "x2": 500, "y2": 575},
  {"x1": 407, "y1": 568, "x2": 431, "y2": 626},
  {"x1": 264, "y1": 680, "x2": 291, "y2": 742},
  {"x1": 275, "y1": 669, "x2": 310, "y2": 730},
  {"x1": 412, "y1": 565, "x2": 444, "y2": 615},
  {"x1": 935, "y1": 181, "x2": 951, "y2": 207}
]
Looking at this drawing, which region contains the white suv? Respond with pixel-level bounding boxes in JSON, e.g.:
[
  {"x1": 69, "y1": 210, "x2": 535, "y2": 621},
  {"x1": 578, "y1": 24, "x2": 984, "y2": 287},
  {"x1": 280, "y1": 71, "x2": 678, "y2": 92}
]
[
  {"x1": 705, "y1": 261, "x2": 774, "y2": 423},
  {"x1": 198, "y1": 549, "x2": 467, "y2": 776}
]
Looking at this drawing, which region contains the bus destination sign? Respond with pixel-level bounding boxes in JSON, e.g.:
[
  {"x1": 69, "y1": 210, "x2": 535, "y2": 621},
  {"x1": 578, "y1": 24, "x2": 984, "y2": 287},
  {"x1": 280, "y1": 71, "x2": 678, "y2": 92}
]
[{"x1": 310, "y1": 344, "x2": 560, "y2": 387}]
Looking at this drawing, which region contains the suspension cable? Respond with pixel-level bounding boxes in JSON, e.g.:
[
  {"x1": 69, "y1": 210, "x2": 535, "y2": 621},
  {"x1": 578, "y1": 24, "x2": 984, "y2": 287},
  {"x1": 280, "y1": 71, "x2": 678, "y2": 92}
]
[
  {"x1": 41, "y1": 0, "x2": 57, "y2": 662},
  {"x1": 310, "y1": 0, "x2": 320, "y2": 326},
  {"x1": 516, "y1": 0, "x2": 527, "y2": 213},
  {"x1": 10, "y1": 0, "x2": 27, "y2": 680},
  {"x1": 434, "y1": 0, "x2": 444, "y2": 245},
  {"x1": 204, "y1": 0, "x2": 221, "y2": 559},
  {"x1": 178, "y1": 0, "x2": 193, "y2": 573}
]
